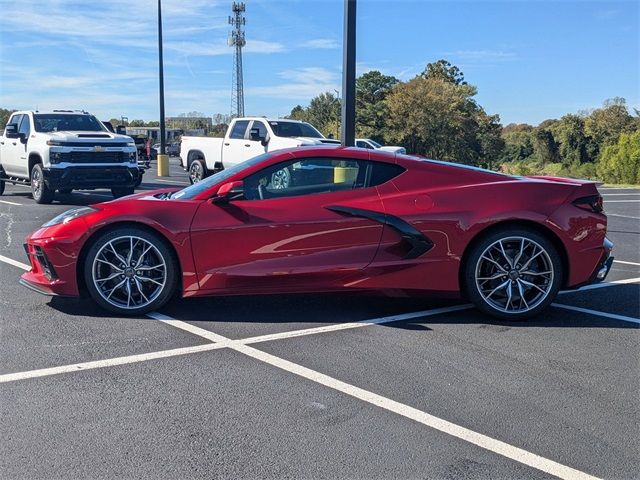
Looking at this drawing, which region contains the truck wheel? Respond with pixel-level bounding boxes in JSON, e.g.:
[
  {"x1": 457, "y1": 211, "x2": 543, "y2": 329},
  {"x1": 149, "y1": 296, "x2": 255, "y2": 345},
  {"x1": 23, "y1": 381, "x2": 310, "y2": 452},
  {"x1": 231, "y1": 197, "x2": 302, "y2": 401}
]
[
  {"x1": 31, "y1": 164, "x2": 54, "y2": 204},
  {"x1": 0, "y1": 180, "x2": 4, "y2": 196},
  {"x1": 111, "y1": 187, "x2": 135, "y2": 198},
  {"x1": 188, "y1": 159, "x2": 206, "y2": 184},
  {"x1": 271, "y1": 167, "x2": 291, "y2": 189}
]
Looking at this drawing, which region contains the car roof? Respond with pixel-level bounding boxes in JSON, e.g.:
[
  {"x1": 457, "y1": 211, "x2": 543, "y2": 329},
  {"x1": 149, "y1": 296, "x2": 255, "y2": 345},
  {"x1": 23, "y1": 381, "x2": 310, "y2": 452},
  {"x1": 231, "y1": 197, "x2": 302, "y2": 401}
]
[
  {"x1": 238, "y1": 117, "x2": 311, "y2": 124},
  {"x1": 15, "y1": 111, "x2": 93, "y2": 116}
]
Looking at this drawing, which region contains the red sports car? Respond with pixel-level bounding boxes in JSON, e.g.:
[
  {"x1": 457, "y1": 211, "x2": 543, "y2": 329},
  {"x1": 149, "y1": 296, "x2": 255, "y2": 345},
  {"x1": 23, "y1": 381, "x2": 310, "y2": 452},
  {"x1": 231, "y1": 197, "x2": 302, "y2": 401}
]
[{"x1": 20, "y1": 147, "x2": 613, "y2": 319}]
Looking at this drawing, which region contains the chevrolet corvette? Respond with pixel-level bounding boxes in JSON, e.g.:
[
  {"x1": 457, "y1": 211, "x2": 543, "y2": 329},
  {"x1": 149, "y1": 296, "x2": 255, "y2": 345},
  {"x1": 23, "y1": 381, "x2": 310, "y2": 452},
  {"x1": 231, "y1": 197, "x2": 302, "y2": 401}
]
[{"x1": 20, "y1": 147, "x2": 613, "y2": 319}]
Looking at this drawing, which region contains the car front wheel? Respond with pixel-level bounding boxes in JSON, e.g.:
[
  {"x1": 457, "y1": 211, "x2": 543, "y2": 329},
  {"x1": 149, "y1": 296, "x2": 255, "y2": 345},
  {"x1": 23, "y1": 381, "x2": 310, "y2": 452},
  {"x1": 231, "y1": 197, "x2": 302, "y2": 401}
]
[
  {"x1": 84, "y1": 227, "x2": 178, "y2": 315},
  {"x1": 463, "y1": 228, "x2": 562, "y2": 320},
  {"x1": 188, "y1": 160, "x2": 206, "y2": 184},
  {"x1": 31, "y1": 164, "x2": 54, "y2": 204}
]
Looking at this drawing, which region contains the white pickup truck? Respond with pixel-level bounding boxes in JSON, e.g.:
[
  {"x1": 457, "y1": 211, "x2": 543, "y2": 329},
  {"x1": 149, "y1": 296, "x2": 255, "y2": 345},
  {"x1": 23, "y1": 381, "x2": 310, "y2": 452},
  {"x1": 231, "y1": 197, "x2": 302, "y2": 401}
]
[
  {"x1": 0, "y1": 111, "x2": 140, "y2": 203},
  {"x1": 180, "y1": 117, "x2": 340, "y2": 184}
]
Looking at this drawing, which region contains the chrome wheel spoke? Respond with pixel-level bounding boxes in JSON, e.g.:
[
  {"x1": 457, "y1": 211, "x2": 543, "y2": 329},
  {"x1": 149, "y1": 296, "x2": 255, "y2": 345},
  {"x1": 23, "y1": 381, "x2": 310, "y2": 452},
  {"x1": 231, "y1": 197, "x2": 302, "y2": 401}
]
[
  {"x1": 92, "y1": 235, "x2": 167, "y2": 310},
  {"x1": 475, "y1": 236, "x2": 554, "y2": 314}
]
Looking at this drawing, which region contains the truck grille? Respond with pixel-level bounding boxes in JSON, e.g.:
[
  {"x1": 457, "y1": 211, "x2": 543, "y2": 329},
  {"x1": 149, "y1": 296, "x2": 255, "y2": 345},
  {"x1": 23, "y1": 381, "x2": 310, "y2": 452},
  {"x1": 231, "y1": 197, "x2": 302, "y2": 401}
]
[{"x1": 58, "y1": 152, "x2": 126, "y2": 164}]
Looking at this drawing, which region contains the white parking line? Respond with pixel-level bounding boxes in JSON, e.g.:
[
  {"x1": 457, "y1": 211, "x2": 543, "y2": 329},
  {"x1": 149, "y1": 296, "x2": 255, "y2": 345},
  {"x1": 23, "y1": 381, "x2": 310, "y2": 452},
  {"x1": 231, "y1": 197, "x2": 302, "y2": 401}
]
[
  {"x1": 0, "y1": 254, "x2": 29, "y2": 271},
  {"x1": 0, "y1": 343, "x2": 224, "y2": 384},
  {"x1": 153, "y1": 178, "x2": 190, "y2": 185},
  {"x1": 229, "y1": 342, "x2": 599, "y2": 480},
  {"x1": 604, "y1": 200, "x2": 640, "y2": 203},
  {"x1": 607, "y1": 213, "x2": 640, "y2": 220},
  {"x1": 601, "y1": 193, "x2": 640, "y2": 196},
  {"x1": 559, "y1": 277, "x2": 640, "y2": 293},
  {"x1": 552, "y1": 304, "x2": 640, "y2": 325},
  {"x1": 614, "y1": 260, "x2": 640, "y2": 267},
  {"x1": 0, "y1": 199, "x2": 23, "y2": 206}
]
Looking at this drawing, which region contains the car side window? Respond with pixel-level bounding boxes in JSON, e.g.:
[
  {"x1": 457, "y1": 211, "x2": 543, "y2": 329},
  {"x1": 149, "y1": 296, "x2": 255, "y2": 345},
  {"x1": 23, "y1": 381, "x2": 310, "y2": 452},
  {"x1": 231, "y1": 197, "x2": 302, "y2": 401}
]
[
  {"x1": 18, "y1": 115, "x2": 31, "y2": 137},
  {"x1": 370, "y1": 162, "x2": 405, "y2": 186},
  {"x1": 243, "y1": 157, "x2": 370, "y2": 201},
  {"x1": 229, "y1": 120, "x2": 249, "y2": 139}
]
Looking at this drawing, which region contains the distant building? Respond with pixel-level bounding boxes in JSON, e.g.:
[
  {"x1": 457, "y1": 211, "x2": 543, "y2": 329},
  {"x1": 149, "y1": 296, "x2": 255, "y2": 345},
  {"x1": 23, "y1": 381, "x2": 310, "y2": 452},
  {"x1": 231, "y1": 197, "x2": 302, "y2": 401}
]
[
  {"x1": 166, "y1": 116, "x2": 213, "y2": 133},
  {"x1": 125, "y1": 127, "x2": 183, "y2": 142}
]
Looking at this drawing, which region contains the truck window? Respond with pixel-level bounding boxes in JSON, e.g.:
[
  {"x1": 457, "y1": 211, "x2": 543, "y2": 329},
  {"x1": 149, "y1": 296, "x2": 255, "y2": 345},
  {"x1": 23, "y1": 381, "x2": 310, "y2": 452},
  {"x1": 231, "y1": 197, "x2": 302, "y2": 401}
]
[
  {"x1": 18, "y1": 115, "x2": 31, "y2": 137},
  {"x1": 7, "y1": 114, "x2": 22, "y2": 130},
  {"x1": 250, "y1": 120, "x2": 268, "y2": 139},
  {"x1": 267, "y1": 121, "x2": 323, "y2": 138},
  {"x1": 229, "y1": 120, "x2": 249, "y2": 139}
]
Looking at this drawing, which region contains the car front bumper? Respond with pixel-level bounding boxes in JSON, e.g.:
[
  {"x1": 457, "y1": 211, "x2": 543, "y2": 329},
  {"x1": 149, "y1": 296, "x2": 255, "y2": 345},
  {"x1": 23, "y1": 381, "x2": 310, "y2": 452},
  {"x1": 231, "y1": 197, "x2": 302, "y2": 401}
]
[{"x1": 43, "y1": 166, "x2": 140, "y2": 190}]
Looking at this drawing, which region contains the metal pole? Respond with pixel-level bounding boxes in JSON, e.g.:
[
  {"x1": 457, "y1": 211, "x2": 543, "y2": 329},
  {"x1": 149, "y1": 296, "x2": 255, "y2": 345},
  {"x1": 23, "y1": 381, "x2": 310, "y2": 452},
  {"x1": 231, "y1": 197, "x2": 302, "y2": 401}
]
[
  {"x1": 157, "y1": 0, "x2": 169, "y2": 176},
  {"x1": 340, "y1": 0, "x2": 356, "y2": 147}
]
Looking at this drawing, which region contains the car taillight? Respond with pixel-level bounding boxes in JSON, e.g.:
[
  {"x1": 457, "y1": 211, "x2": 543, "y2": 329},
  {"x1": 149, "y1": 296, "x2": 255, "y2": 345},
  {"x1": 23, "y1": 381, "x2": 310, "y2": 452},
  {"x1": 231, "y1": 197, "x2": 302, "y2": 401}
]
[{"x1": 572, "y1": 195, "x2": 603, "y2": 213}]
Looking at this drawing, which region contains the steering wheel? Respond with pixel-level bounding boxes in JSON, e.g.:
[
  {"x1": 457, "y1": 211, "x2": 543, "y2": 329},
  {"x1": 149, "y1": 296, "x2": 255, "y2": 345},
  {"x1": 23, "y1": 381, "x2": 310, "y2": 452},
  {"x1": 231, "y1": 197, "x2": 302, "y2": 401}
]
[{"x1": 258, "y1": 184, "x2": 265, "y2": 200}]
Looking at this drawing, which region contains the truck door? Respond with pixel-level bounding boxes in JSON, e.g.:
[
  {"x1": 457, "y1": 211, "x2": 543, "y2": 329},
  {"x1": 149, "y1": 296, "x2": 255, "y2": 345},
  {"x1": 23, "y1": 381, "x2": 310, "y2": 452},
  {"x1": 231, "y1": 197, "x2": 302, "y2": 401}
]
[
  {"x1": 244, "y1": 120, "x2": 269, "y2": 161},
  {"x1": 0, "y1": 114, "x2": 25, "y2": 177},
  {"x1": 221, "y1": 119, "x2": 250, "y2": 168}
]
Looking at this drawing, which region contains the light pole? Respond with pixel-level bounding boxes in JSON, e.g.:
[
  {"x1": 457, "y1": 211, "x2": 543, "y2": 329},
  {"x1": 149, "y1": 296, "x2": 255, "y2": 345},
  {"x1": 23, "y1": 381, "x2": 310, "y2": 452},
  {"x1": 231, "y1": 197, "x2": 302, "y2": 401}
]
[
  {"x1": 157, "y1": 0, "x2": 169, "y2": 176},
  {"x1": 340, "y1": 0, "x2": 356, "y2": 147}
]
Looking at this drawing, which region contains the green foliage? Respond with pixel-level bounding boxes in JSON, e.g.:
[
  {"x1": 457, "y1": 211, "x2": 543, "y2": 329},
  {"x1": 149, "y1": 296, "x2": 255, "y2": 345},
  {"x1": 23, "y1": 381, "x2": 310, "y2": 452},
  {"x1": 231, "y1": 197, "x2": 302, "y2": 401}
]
[
  {"x1": 0, "y1": 108, "x2": 17, "y2": 129},
  {"x1": 421, "y1": 59, "x2": 467, "y2": 85},
  {"x1": 597, "y1": 130, "x2": 640, "y2": 184},
  {"x1": 286, "y1": 92, "x2": 340, "y2": 138},
  {"x1": 356, "y1": 70, "x2": 399, "y2": 142}
]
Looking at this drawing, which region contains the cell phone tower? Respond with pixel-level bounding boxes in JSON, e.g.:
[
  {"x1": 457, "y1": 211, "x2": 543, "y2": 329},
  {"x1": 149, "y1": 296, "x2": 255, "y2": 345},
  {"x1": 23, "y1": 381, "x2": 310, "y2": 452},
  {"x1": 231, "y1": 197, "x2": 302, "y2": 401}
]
[{"x1": 228, "y1": 2, "x2": 246, "y2": 118}]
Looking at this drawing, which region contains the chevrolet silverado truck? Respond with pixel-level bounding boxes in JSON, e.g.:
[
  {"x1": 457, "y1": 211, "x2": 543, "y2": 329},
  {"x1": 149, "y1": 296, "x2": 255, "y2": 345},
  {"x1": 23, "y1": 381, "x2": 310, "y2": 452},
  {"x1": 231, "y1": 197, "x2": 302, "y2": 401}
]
[
  {"x1": 0, "y1": 111, "x2": 140, "y2": 203},
  {"x1": 180, "y1": 117, "x2": 340, "y2": 184}
]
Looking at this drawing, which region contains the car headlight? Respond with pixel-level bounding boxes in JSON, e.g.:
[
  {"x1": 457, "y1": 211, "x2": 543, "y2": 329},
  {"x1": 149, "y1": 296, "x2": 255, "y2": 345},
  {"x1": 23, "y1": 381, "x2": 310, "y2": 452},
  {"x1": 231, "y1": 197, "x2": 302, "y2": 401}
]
[
  {"x1": 46, "y1": 140, "x2": 64, "y2": 146},
  {"x1": 42, "y1": 207, "x2": 99, "y2": 227},
  {"x1": 126, "y1": 142, "x2": 136, "y2": 147}
]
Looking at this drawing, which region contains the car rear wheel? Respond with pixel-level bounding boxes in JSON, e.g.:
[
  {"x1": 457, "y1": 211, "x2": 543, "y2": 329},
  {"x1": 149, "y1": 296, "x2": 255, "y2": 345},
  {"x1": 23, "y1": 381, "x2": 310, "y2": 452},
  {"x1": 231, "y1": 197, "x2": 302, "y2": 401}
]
[
  {"x1": 463, "y1": 228, "x2": 562, "y2": 320},
  {"x1": 84, "y1": 227, "x2": 178, "y2": 315},
  {"x1": 188, "y1": 159, "x2": 206, "y2": 184},
  {"x1": 31, "y1": 164, "x2": 54, "y2": 204}
]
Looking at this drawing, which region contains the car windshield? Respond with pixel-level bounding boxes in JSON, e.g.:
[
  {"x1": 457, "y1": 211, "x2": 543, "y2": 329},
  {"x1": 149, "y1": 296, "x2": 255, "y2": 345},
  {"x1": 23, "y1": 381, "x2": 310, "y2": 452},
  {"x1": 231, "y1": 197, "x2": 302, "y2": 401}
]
[
  {"x1": 268, "y1": 121, "x2": 323, "y2": 138},
  {"x1": 172, "y1": 152, "x2": 275, "y2": 200},
  {"x1": 33, "y1": 114, "x2": 106, "y2": 133}
]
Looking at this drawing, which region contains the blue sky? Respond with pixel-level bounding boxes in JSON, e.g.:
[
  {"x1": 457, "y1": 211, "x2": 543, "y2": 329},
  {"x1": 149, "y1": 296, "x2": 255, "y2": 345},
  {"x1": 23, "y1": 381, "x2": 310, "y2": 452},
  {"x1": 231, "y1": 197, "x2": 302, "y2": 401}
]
[{"x1": 0, "y1": 0, "x2": 637, "y2": 125}]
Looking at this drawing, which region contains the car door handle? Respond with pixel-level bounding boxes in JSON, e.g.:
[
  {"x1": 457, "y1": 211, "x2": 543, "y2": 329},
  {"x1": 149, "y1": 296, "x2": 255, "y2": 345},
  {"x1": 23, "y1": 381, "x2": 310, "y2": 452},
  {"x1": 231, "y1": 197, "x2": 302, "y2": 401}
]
[
  {"x1": 224, "y1": 143, "x2": 230, "y2": 146},
  {"x1": 12, "y1": 142, "x2": 17, "y2": 146},
  {"x1": 0, "y1": 141, "x2": 4, "y2": 145},
  {"x1": 244, "y1": 144, "x2": 250, "y2": 147}
]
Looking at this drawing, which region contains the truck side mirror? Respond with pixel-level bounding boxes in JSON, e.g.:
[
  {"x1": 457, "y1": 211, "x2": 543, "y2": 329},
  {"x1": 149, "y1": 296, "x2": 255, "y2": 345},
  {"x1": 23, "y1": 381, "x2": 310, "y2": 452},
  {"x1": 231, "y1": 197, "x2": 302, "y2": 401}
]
[
  {"x1": 5, "y1": 124, "x2": 18, "y2": 138},
  {"x1": 213, "y1": 180, "x2": 244, "y2": 203}
]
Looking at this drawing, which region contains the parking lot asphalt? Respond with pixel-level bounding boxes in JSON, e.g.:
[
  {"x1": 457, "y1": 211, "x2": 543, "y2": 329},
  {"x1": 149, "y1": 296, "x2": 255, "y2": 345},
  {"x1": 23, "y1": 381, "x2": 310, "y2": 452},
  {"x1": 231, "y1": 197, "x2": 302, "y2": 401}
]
[{"x1": 0, "y1": 160, "x2": 638, "y2": 479}]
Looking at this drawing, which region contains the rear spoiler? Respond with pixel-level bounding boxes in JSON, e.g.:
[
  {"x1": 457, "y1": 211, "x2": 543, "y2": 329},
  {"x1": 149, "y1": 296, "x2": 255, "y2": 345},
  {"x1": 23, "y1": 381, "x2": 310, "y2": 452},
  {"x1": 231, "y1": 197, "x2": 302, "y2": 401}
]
[{"x1": 527, "y1": 175, "x2": 603, "y2": 187}]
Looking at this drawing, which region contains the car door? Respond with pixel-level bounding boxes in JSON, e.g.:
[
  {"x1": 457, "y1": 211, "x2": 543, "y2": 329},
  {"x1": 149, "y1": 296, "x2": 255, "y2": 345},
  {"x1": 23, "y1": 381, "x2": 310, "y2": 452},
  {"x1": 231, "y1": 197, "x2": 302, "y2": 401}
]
[
  {"x1": 221, "y1": 119, "x2": 250, "y2": 168},
  {"x1": 0, "y1": 114, "x2": 24, "y2": 177},
  {"x1": 189, "y1": 156, "x2": 385, "y2": 292}
]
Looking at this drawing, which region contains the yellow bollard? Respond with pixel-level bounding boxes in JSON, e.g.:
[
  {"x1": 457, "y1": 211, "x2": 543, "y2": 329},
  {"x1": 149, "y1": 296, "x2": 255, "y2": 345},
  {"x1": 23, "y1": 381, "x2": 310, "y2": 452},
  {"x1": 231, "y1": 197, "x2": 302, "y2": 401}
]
[{"x1": 157, "y1": 154, "x2": 170, "y2": 177}]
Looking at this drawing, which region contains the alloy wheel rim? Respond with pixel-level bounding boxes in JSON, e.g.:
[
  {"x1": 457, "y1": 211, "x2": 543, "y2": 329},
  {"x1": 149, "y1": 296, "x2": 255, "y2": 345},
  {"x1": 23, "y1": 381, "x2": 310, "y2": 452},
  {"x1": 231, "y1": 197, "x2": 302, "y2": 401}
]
[
  {"x1": 92, "y1": 236, "x2": 167, "y2": 310},
  {"x1": 271, "y1": 168, "x2": 289, "y2": 189},
  {"x1": 32, "y1": 169, "x2": 42, "y2": 197},
  {"x1": 475, "y1": 236, "x2": 554, "y2": 314},
  {"x1": 190, "y1": 163, "x2": 202, "y2": 183}
]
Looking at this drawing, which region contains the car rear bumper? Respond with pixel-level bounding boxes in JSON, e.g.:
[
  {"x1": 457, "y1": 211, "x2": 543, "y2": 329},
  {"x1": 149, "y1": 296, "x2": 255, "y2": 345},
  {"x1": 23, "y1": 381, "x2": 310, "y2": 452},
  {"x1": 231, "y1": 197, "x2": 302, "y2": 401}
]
[
  {"x1": 570, "y1": 237, "x2": 614, "y2": 289},
  {"x1": 43, "y1": 166, "x2": 140, "y2": 190}
]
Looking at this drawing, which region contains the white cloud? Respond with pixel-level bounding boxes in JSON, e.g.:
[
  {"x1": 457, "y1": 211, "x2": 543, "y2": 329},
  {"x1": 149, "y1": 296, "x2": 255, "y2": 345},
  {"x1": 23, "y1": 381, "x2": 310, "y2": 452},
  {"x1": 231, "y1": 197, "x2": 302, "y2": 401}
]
[
  {"x1": 247, "y1": 67, "x2": 339, "y2": 100},
  {"x1": 301, "y1": 39, "x2": 339, "y2": 50},
  {"x1": 443, "y1": 50, "x2": 518, "y2": 61}
]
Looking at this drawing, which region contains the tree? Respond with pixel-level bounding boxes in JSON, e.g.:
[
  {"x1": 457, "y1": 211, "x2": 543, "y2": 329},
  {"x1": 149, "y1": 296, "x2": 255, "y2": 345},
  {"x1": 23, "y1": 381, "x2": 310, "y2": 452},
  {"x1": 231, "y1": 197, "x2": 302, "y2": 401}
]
[
  {"x1": 597, "y1": 130, "x2": 640, "y2": 184},
  {"x1": 286, "y1": 92, "x2": 341, "y2": 138},
  {"x1": 550, "y1": 114, "x2": 589, "y2": 165},
  {"x1": 421, "y1": 59, "x2": 467, "y2": 85},
  {"x1": 384, "y1": 75, "x2": 501, "y2": 165},
  {"x1": 585, "y1": 98, "x2": 635, "y2": 148},
  {"x1": 531, "y1": 128, "x2": 558, "y2": 165},
  {"x1": 129, "y1": 119, "x2": 145, "y2": 127},
  {"x1": 356, "y1": 70, "x2": 399, "y2": 141},
  {"x1": 0, "y1": 108, "x2": 16, "y2": 129}
]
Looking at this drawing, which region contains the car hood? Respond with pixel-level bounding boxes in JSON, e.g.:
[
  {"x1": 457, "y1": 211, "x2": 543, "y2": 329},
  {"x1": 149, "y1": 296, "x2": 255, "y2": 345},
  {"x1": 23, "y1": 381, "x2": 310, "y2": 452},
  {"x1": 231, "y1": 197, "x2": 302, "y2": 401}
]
[
  {"x1": 47, "y1": 131, "x2": 132, "y2": 143},
  {"x1": 295, "y1": 137, "x2": 341, "y2": 145}
]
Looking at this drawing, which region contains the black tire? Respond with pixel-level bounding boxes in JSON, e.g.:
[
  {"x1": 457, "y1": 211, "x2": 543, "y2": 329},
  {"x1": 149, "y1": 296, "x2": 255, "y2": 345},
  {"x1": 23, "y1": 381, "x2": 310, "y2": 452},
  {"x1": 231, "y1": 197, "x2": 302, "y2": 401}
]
[
  {"x1": 463, "y1": 227, "x2": 562, "y2": 320},
  {"x1": 58, "y1": 189, "x2": 72, "y2": 195},
  {"x1": 111, "y1": 187, "x2": 135, "y2": 198},
  {"x1": 188, "y1": 159, "x2": 206, "y2": 184},
  {"x1": 83, "y1": 226, "x2": 178, "y2": 315},
  {"x1": 0, "y1": 180, "x2": 5, "y2": 196},
  {"x1": 31, "y1": 163, "x2": 54, "y2": 204}
]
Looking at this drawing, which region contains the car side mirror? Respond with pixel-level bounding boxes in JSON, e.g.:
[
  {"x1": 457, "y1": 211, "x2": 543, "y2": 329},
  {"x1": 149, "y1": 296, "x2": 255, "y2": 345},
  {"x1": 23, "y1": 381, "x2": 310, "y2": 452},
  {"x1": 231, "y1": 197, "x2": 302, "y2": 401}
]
[
  {"x1": 5, "y1": 124, "x2": 18, "y2": 138},
  {"x1": 261, "y1": 132, "x2": 270, "y2": 147},
  {"x1": 213, "y1": 180, "x2": 244, "y2": 203}
]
